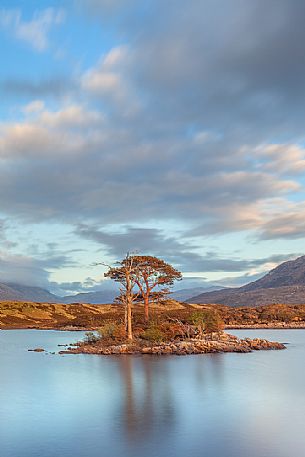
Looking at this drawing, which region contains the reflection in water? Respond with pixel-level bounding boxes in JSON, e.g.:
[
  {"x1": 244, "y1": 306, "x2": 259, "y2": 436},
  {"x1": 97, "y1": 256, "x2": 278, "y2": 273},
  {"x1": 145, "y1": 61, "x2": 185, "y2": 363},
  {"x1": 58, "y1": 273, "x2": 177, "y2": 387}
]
[
  {"x1": 1, "y1": 330, "x2": 305, "y2": 457},
  {"x1": 116, "y1": 357, "x2": 175, "y2": 442},
  {"x1": 194, "y1": 353, "x2": 225, "y2": 387}
]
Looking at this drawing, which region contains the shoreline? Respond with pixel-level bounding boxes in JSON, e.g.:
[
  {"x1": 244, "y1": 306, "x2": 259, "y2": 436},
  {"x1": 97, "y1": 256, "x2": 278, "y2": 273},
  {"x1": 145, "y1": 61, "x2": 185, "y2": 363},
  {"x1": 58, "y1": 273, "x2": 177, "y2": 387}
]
[
  {"x1": 61, "y1": 332, "x2": 286, "y2": 356},
  {"x1": 225, "y1": 324, "x2": 305, "y2": 329},
  {"x1": 2, "y1": 323, "x2": 305, "y2": 331}
]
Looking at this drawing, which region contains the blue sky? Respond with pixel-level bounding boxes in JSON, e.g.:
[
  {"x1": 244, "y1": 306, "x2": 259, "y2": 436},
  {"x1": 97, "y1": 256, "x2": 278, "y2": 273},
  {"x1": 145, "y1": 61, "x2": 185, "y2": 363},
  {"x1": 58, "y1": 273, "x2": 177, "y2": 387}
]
[{"x1": 0, "y1": 0, "x2": 305, "y2": 295}]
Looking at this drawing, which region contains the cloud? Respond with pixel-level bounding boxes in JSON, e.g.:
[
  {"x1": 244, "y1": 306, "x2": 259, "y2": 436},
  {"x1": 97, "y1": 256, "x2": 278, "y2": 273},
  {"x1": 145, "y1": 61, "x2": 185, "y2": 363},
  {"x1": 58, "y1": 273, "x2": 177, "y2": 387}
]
[
  {"x1": 75, "y1": 224, "x2": 299, "y2": 274},
  {"x1": 1, "y1": 0, "x2": 305, "y2": 290},
  {"x1": 258, "y1": 202, "x2": 305, "y2": 240},
  {"x1": 51, "y1": 276, "x2": 118, "y2": 296},
  {"x1": 23, "y1": 100, "x2": 45, "y2": 114},
  {"x1": 0, "y1": 219, "x2": 17, "y2": 250},
  {"x1": 1, "y1": 77, "x2": 72, "y2": 97},
  {"x1": 256, "y1": 144, "x2": 305, "y2": 175},
  {"x1": 38, "y1": 105, "x2": 104, "y2": 129},
  {"x1": 81, "y1": 46, "x2": 140, "y2": 115},
  {"x1": 76, "y1": 0, "x2": 141, "y2": 20},
  {"x1": 0, "y1": 8, "x2": 65, "y2": 51},
  {"x1": 1, "y1": 2, "x2": 304, "y2": 234},
  {"x1": 0, "y1": 104, "x2": 103, "y2": 159},
  {"x1": 0, "y1": 251, "x2": 72, "y2": 288},
  {"x1": 0, "y1": 97, "x2": 300, "y2": 235},
  {"x1": 76, "y1": 0, "x2": 305, "y2": 144}
]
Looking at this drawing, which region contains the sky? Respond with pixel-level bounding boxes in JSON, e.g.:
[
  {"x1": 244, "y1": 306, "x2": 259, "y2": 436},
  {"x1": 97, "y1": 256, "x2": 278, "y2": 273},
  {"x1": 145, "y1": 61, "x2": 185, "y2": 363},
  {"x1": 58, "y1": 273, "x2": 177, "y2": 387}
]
[{"x1": 0, "y1": 0, "x2": 305, "y2": 296}]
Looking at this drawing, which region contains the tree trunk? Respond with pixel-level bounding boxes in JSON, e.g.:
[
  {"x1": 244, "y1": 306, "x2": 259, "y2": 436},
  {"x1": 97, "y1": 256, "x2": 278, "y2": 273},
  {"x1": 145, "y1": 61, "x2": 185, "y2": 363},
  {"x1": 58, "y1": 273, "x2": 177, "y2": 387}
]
[
  {"x1": 126, "y1": 275, "x2": 133, "y2": 341},
  {"x1": 127, "y1": 297, "x2": 133, "y2": 340},
  {"x1": 144, "y1": 295, "x2": 149, "y2": 322}
]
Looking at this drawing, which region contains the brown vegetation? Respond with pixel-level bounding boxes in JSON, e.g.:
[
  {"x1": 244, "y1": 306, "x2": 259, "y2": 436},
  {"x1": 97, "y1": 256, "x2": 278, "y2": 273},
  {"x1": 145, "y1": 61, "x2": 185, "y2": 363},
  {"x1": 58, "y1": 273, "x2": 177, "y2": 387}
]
[{"x1": 1, "y1": 301, "x2": 305, "y2": 330}]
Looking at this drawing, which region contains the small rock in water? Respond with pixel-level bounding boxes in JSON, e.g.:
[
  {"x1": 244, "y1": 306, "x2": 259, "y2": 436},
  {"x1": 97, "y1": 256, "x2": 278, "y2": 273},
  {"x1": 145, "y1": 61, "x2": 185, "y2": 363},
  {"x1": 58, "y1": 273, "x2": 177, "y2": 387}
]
[{"x1": 28, "y1": 348, "x2": 45, "y2": 352}]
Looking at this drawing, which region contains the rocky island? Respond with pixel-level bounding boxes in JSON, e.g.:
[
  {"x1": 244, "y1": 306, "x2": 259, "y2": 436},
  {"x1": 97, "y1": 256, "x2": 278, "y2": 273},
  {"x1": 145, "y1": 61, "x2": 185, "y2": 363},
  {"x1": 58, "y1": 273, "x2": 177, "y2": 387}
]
[{"x1": 62, "y1": 331, "x2": 285, "y2": 356}]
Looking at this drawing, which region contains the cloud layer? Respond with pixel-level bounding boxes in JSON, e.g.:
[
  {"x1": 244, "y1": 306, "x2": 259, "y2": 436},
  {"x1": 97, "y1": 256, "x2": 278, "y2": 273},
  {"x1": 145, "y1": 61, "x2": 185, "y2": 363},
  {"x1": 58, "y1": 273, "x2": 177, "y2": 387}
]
[
  {"x1": 0, "y1": 8, "x2": 65, "y2": 51},
  {"x1": 0, "y1": 1, "x2": 305, "y2": 289}
]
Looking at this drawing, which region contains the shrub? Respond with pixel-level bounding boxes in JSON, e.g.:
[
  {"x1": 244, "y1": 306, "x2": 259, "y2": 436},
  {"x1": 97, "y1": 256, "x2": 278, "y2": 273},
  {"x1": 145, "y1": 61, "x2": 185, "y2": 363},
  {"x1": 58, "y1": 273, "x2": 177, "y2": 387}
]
[
  {"x1": 97, "y1": 322, "x2": 126, "y2": 340},
  {"x1": 187, "y1": 309, "x2": 224, "y2": 336},
  {"x1": 84, "y1": 332, "x2": 100, "y2": 344},
  {"x1": 141, "y1": 323, "x2": 165, "y2": 343},
  {"x1": 203, "y1": 309, "x2": 225, "y2": 334},
  {"x1": 160, "y1": 321, "x2": 188, "y2": 340},
  {"x1": 188, "y1": 311, "x2": 205, "y2": 337}
]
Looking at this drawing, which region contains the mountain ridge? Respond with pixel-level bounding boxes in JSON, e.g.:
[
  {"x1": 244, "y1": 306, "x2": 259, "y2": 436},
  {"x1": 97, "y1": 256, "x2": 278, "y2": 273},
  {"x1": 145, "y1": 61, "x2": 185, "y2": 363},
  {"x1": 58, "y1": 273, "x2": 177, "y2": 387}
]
[
  {"x1": 1, "y1": 255, "x2": 305, "y2": 306},
  {"x1": 189, "y1": 255, "x2": 305, "y2": 306}
]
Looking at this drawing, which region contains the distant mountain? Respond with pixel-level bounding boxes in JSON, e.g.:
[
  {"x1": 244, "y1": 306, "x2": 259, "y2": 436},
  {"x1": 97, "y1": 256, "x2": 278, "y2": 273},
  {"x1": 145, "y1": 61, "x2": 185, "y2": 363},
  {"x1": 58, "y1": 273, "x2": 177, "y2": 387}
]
[
  {"x1": 0, "y1": 281, "x2": 117, "y2": 304},
  {"x1": 63, "y1": 290, "x2": 117, "y2": 304},
  {"x1": 242, "y1": 255, "x2": 305, "y2": 290},
  {"x1": 64, "y1": 287, "x2": 223, "y2": 304},
  {"x1": 0, "y1": 283, "x2": 60, "y2": 303},
  {"x1": 4, "y1": 255, "x2": 305, "y2": 306},
  {"x1": 189, "y1": 255, "x2": 305, "y2": 306},
  {"x1": 170, "y1": 286, "x2": 224, "y2": 302}
]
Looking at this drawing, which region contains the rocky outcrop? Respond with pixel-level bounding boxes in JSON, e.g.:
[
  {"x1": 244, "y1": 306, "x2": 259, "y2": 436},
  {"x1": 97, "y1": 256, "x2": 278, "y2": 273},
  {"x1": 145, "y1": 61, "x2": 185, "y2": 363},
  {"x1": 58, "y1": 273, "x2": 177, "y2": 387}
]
[{"x1": 62, "y1": 333, "x2": 285, "y2": 356}]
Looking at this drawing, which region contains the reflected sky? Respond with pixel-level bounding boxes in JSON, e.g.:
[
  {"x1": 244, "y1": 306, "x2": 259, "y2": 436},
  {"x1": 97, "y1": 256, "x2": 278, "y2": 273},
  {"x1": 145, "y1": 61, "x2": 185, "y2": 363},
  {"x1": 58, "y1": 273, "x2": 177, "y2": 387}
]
[{"x1": 0, "y1": 330, "x2": 304, "y2": 457}]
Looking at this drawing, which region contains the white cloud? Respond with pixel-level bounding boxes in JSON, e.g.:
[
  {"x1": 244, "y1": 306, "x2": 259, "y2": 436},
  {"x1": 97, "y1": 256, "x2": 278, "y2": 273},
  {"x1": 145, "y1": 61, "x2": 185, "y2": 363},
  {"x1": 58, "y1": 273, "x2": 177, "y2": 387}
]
[
  {"x1": 258, "y1": 200, "x2": 305, "y2": 239},
  {"x1": 256, "y1": 143, "x2": 305, "y2": 175},
  {"x1": 82, "y1": 46, "x2": 129, "y2": 94},
  {"x1": 38, "y1": 105, "x2": 104, "y2": 129},
  {"x1": 23, "y1": 100, "x2": 45, "y2": 114},
  {"x1": 0, "y1": 103, "x2": 104, "y2": 159},
  {"x1": 0, "y1": 8, "x2": 65, "y2": 51},
  {"x1": 81, "y1": 46, "x2": 140, "y2": 115}
]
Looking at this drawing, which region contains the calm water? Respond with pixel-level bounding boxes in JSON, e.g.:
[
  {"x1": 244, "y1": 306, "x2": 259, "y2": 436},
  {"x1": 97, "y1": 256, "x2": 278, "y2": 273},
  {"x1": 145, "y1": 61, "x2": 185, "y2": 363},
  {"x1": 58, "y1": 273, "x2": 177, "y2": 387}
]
[{"x1": 0, "y1": 329, "x2": 304, "y2": 457}]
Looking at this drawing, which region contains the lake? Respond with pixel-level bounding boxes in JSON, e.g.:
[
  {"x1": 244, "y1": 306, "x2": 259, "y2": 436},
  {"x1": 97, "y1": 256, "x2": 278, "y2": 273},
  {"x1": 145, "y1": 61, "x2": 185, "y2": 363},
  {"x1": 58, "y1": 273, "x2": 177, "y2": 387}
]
[{"x1": 0, "y1": 329, "x2": 304, "y2": 457}]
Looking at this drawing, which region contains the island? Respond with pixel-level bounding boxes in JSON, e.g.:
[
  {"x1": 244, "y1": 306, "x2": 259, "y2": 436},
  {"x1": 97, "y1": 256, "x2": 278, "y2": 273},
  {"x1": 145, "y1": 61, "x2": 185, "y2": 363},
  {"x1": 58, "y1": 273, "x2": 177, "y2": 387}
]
[
  {"x1": 58, "y1": 302, "x2": 286, "y2": 356},
  {"x1": 62, "y1": 332, "x2": 285, "y2": 356}
]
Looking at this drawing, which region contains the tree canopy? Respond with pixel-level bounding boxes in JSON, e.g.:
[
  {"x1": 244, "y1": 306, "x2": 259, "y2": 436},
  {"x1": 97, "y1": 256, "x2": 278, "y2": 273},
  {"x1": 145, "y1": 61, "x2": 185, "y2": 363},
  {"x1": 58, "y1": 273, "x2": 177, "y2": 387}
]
[
  {"x1": 131, "y1": 255, "x2": 182, "y2": 321},
  {"x1": 104, "y1": 254, "x2": 182, "y2": 338}
]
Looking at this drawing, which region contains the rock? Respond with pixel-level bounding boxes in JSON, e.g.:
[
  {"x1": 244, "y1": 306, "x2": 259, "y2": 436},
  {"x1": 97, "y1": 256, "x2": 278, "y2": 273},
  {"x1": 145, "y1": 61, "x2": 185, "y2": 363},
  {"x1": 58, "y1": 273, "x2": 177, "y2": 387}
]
[{"x1": 28, "y1": 348, "x2": 45, "y2": 352}]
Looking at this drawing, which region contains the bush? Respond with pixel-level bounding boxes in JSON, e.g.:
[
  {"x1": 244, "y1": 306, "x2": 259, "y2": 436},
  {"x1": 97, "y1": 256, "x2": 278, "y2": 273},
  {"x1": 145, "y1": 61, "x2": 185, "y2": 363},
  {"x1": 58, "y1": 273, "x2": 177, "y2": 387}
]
[
  {"x1": 84, "y1": 332, "x2": 100, "y2": 344},
  {"x1": 160, "y1": 321, "x2": 188, "y2": 340},
  {"x1": 187, "y1": 309, "x2": 224, "y2": 336},
  {"x1": 188, "y1": 311, "x2": 205, "y2": 336},
  {"x1": 203, "y1": 310, "x2": 224, "y2": 334},
  {"x1": 97, "y1": 322, "x2": 126, "y2": 340},
  {"x1": 141, "y1": 324, "x2": 165, "y2": 343}
]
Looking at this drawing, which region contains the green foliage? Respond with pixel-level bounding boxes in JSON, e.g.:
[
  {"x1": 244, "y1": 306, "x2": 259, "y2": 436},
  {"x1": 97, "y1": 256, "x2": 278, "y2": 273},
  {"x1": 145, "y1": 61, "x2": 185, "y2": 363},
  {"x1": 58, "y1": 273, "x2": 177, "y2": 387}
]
[
  {"x1": 188, "y1": 309, "x2": 224, "y2": 335},
  {"x1": 188, "y1": 311, "x2": 205, "y2": 337},
  {"x1": 189, "y1": 311, "x2": 205, "y2": 326},
  {"x1": 84, "y1": 332, "x2": 100, "y2": 344},
  {"x1": 141, "y1": 323, "x2": 165, "y2": 343},
  {"x1": 98, "y1": 322, "x2": 126, "y2": 340},
  {"x1": 203, "y1": 309, "x2": 225, "y2": 334}
]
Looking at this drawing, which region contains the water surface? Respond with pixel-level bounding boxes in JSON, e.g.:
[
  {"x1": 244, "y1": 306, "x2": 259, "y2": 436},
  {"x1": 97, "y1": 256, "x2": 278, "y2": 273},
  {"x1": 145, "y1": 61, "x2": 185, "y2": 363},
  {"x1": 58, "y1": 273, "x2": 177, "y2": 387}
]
[{"x1": 0, "y1": 329, "x2": 304, "y2": 457}]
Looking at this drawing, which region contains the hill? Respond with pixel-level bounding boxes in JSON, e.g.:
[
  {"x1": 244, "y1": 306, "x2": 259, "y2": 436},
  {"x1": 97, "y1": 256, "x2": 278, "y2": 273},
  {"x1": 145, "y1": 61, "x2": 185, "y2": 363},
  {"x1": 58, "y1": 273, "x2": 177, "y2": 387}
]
[
  {"x1": 0, "y1": 283, "x2": 60, "y2": 303},
  {"x1": 63, "y1": 290, "x2": 117, "y2": 304},
  {"x1": 1, "y1": 301, "x2": 305, "y2": 329},
  {"x1": 0, "y1": 282, "x2": 223, "y2": 305},
  {"x1": 189, "y1": 255, "x2": 305, "y2": 306},
  {"x1": 169, "y1": 286, "x2": 224, "y2": 302}
]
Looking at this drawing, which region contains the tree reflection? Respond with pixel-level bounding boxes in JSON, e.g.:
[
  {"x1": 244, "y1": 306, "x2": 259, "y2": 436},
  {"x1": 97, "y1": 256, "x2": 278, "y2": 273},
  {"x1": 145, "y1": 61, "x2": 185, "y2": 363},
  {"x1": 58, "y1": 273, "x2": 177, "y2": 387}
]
[{"x1": 115, "y1": 356, "x2": 175, "y2": 442}]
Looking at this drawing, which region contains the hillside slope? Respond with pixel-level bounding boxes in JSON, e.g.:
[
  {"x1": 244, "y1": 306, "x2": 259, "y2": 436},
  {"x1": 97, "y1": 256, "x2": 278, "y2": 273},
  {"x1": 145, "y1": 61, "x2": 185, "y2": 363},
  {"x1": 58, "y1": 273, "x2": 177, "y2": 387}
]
[
  {"x1": 189, "y1": 255, "x2": 305, "y2": 306},
  {"x1": 1, "y1": 301, "x2": 305, "y2": 329},
  {"x1": 0, "y1": 283, "x2": 59, "y2": 303}
]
